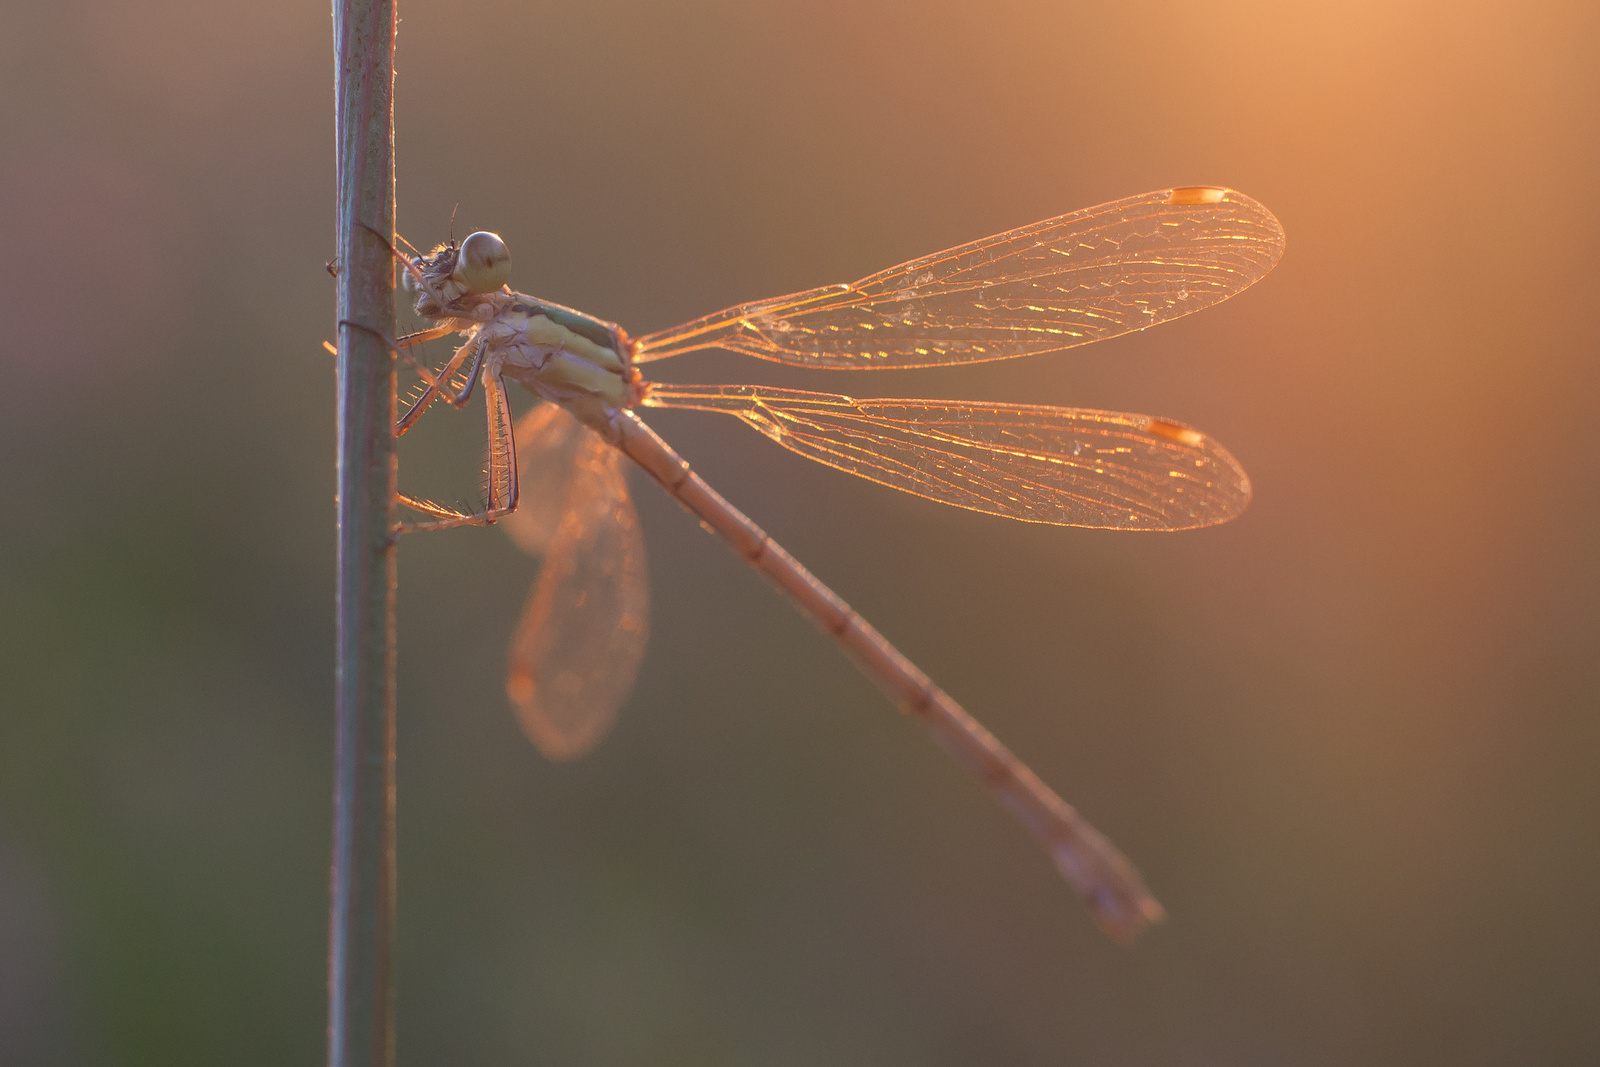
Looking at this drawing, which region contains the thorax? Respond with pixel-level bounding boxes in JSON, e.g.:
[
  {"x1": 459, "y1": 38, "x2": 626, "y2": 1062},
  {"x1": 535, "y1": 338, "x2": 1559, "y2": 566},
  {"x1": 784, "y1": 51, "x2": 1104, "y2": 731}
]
[{"x1": 471, "y1": 292, "x2": 637, "y2": 432}]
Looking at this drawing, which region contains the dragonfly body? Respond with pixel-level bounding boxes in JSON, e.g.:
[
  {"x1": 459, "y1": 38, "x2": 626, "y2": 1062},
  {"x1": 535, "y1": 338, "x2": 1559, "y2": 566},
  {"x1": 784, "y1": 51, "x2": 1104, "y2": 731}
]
[
  {"x1": 470, "y1": 292, "x2": 635, "y2": 433},
  {"x1": 388, "y1": 187, "x2": 1285, "y2": 941}
]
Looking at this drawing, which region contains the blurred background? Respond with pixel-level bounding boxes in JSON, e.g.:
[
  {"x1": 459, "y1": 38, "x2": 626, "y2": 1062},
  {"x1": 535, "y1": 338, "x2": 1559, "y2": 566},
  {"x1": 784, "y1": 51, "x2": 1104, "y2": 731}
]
[{"x1": 1, "y1": 0, "x2": 1597, "y2": 1063}]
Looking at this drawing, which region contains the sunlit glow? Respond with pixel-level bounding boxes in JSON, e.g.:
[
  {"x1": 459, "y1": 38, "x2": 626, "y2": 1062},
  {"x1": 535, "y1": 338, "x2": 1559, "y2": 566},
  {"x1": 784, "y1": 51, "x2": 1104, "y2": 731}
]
[
  {"x1": 395, "y1": 187, "x2": 1283, "y2": 942},
  {"x1": 1166, "y1": 186, "x2": 1228, "y2": 206}
]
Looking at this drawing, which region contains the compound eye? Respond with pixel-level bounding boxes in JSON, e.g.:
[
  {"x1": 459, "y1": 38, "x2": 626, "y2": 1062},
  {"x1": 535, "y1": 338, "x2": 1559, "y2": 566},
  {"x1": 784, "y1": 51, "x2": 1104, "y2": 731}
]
[{"x1": 452, "y1": 231, "x2": 510, "y2": 294}]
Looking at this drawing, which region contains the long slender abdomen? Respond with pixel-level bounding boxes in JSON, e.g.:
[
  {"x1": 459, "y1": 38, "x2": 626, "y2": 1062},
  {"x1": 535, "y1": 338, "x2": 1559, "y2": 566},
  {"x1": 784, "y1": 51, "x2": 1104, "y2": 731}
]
[{"x1": 612, "y1": 409, "x2": 1164, "y2": 942}]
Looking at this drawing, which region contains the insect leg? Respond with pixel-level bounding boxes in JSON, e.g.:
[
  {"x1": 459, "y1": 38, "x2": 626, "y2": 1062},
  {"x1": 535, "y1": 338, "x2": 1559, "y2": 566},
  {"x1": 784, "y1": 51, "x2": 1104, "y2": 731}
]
[
  {"x1": 394, "y1": 370, "x2": 520, "y2": 536},
  {"x1": 396, "y1": 333, "x2": 485, "y2": 436},
  {"x1": 336, "y1": 317, "x2": 470, "y2": 436}
]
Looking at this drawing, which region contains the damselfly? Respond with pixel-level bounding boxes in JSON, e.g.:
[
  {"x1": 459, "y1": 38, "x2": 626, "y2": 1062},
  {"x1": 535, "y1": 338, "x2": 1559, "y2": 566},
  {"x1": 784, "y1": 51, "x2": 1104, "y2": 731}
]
[{"x1": 383, "y1": 186, "x2": 1284, "y2": 941}]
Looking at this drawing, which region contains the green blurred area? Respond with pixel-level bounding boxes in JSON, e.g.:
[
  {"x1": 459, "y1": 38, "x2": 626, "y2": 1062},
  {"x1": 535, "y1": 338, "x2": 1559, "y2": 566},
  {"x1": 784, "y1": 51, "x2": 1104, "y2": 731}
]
[{"x1": 2, "y1": 0, "x2": 1597, "y2": 1063}]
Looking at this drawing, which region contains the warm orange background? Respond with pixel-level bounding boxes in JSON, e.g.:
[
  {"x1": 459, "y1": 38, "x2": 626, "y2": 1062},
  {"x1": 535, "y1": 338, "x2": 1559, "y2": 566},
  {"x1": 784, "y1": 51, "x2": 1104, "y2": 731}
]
[{"x1": 1, "y1": 1, "x2": 1596, "y2": 1062}]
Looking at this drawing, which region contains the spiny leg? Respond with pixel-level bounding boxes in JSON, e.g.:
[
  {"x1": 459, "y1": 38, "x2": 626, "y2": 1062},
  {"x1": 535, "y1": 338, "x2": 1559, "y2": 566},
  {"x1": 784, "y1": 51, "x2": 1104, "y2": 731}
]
[
  {"x1": 336, "y1": 317, "x2": 471, "y2": 430},
  {"x1": 396, "y1": 332, "x2": 486, "y2": 436},
  {"x1": 351, "y1": 222, "x2": 495, "y2": 432},
  {"x1": 398, "y1": 322, "x2": 459, "y2": 348},
  {"x1": 395, "y1": 370, "x2": 520, "y2": 536},
  {"x1": 342, "y1": 223, "x2": 517, "y2": 536},
  {"x1": 322, "y1": 324, "x2": 455, "y2": 365}
]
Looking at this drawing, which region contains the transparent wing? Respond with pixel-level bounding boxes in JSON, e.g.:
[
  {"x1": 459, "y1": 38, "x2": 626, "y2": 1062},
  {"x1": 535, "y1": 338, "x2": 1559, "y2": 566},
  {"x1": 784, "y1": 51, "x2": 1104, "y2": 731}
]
[
  {"x1": 505, "y1": 404, "x2": 650, "y2": 760},
  {"x1": 502, "y1": 401, "x2": 596, "y2": 555},
  {"x1": 633, "y1": 187, "x2": 1283, "y2": 370},
  {"x1": 645, "y1": 385, "x2": 1249, "y2": 530}
]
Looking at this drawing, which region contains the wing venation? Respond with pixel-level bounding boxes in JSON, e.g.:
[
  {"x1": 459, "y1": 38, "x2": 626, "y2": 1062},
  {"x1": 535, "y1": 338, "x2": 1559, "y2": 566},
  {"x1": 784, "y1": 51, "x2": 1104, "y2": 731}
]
[
  {"x1": 504, "y1": 404, "x2": 649, "y2": 760},
  {"x1": 645, "y1": 385, "x2": 1249, "y2": 530},
  {"x1": 633, "y1": 188, "x2": 1283, "y2": 369}
]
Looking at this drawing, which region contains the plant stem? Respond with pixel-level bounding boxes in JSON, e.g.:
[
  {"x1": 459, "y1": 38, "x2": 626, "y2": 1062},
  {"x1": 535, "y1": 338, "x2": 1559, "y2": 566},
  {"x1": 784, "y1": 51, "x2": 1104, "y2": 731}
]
[{"x1": 330, "y1": 0, "x2": 398, "y2": 1064}]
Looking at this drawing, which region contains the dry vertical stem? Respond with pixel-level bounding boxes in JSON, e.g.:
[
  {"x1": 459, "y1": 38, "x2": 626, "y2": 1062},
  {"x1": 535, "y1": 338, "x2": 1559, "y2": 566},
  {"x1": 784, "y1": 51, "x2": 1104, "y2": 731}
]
[{"x1": 329, "y1": 0, "x2": 398, "y2": 1065}]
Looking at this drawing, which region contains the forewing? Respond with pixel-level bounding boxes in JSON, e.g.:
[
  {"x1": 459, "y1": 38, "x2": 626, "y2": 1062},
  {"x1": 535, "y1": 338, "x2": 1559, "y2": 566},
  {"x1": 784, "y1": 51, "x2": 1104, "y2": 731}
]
[
  {"x1": 504, "y1": 411, "x2": 650, "y2": 760},
  {"x1": 633, "y1": 187, "x2": 1283, "y2": 369},
  {"x1": 646, "y1": 385, "x2": 1249, "y2": 530}
]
